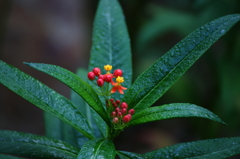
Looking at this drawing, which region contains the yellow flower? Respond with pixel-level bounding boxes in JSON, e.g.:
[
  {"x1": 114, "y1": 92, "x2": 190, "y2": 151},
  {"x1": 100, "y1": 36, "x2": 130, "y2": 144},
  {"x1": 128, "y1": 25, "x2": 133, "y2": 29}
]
[
  {"x1": 111, "y1": 76, "x2": 126, "y2": 94},
  {"x1": 116, "y1": 76, "x2": 124, "y2": 83},
  {"x1": 104, "y1": 65, "x2": 112, "y2": 71}
]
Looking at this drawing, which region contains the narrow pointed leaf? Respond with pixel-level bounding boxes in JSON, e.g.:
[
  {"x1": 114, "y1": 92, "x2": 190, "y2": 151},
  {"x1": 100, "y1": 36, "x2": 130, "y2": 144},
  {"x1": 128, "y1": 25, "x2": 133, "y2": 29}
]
[
  {"x1": 73, "y1": 69, "x2": 107, "y2": 138},
  {"x1": 128, "y1": 103, "x2": 225, "y2": 127},
  {"x1": 61, "y1": 121, "x2": 79, "y2": 148},
  {"x1": 0, "y1": 130, "x2": 78, "y2": 159},
  {"x1": 77, "y1": 139, "x2": 116, "y2": 159},
  {"x1": 24, "y1": 62, "x2": 110, "y2": 127},
  {"x1": 91, "y1": 108, "x2": 108, "y2": 138},
  {"x1": 89, "y1": 0, "x2": 132, "y2": 99},
  {"x1": 117, "y1": 151, "x2": 144, "y2": 159},
  {"x1": 70, "y1": 69, "x2": 107, "y2": 148},
  {"x1": 44, "y1": 112, "x2": 63, "y2": 140},
  {"x1": 123, "y1": 14, "x2": 240, "y2": 111},
  {"x1": 72, "y1": 69, "x2": 93, "y2": 125},
  {"x1": 0, "y1": 60, "x2": 94, "y2": 139},
  {"x1": 70, "y1": 68, "x2": 91, "y2": 148},
  {"x1": 143, "y1": 137, "x2": 240, "y2": 159}
]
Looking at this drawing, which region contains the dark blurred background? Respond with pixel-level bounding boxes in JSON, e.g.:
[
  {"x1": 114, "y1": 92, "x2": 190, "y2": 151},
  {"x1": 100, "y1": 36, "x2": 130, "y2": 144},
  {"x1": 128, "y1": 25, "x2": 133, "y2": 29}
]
[{"x1": 1, "y1": 0, "x2": 240, "y2": 157}]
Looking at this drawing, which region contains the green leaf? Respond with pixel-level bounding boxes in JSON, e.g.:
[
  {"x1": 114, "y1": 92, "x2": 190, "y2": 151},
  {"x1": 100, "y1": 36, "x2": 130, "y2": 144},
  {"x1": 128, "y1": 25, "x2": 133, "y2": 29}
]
[
  {"x1": 89, "y1": 0, "x2": 132, "y2": 99},
  {"x1": 117, "y1": 151, "x2": 144, "y2": 159},
  {"x1": 70, "y1": 69, "x2": 91, "y2": 148},
  {"x1": 72, "y1": 69, "x2": 94, "y2": 126},
  {"x1": 123, "y1": 14, "x2": 240, "y2": 112},
  {"x1": 128, "y1": 103, "x2": 225, "y2": 127},
  {"x1": 0, "y1": 154, "x2": 24, "y2": 159},
  {"x1": 88, "y1": 109, "x2": 107, "y2": 138},
  {"x1": 143, "y1": 137, "x2": 240, "y2": 159},
  {"x1": 70, "y1": 69, "x2": 107, "y2": 148},
  {"x1": 77, "y1": 139, "x2": 116, "y2": 159},
  {"x1": 44, "y1": 112, "x2": 63, "y2": 140},
  {"x1": 73, "y1": 69, "x2": 107, "y2": 139},
  {"x1": 0, "y1": 130, "x2": 78, "y2": 159},
  {"x1": 0, "y1": 60, "x2": 94, "y2": 139},
  {"x1": 24, "y1": 62, "x2": 110, "y2": 127},
  {"x1": 61, "y1": 121, "x2": 79, "y2": 148}
]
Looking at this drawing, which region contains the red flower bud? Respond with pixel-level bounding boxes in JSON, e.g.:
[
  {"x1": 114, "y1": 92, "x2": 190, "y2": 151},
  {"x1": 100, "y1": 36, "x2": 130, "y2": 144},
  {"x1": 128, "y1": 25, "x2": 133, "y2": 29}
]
[
  {"x1": 129, "y1": 109, "x2": 135, "y2": 115},
  {"x1": 113, "y1": 117, "x2": 119, "y2": 124},
  {"x1": 104, "y1": 74, "x2": 112, "y2": 83},
  {"x1": 121, "y1": 108, "x2": 127, "y2": 114},
  {"x1": 127, "y1": 114, "x2": 132, "y2": 120},
  {"x1": 113, "y1": 102, "x2": 118, "y2": 108},
  {"x1": 114, "y1": 69, "x2": 123, "y2": 77},
  {"x1": 98, "y1": 75, "x2": 104, "y2": 80},
  {"x1": 111, "y1": 111, "x2": 116, "y2": 117},
  {"x1": 87, "y1": 72, "x2": 95, "y2": 80},
  {"x1": 120, "y1": 102, "x2": 128, "y2": 109},
  {"x1": 97, "y1": 79, "x2": 104, "y2": 87},
  {"x1": 116, "y1": 100, "x2": 120, "y2": 105},
  {"x1": 109, "y1": 98, "x2": 115, "y2": 103},
  {"x1": 117, "y1": 112, "x2": 122, "y2": 117},
  {"x1": 93, "y1": 67, "x2": 101, "y2": 76},
  {"x1": 122, "y1": 114, "x2": 131, "y2": 123},
  {"x1": 115, "y1": 108, "x2": 120, "y2": 114}
]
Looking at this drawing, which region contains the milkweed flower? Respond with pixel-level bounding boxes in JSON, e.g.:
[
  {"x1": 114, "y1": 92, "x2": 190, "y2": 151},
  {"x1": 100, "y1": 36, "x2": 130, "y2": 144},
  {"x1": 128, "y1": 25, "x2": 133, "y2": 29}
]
[
  {"x1": 87, "y1": 65, "x2": 127, "y2": 95},
  {"x1": 104, "y1": 64, "x2": 112, "y2": 74},
  {"x1": 111, "y1": 76, "x2": 127, "y2": 94}
]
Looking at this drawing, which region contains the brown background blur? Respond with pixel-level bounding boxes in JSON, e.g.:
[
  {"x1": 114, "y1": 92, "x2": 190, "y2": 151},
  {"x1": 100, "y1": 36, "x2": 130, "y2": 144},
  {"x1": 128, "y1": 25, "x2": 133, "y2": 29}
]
[{"x1": 1, "y1": 0, "x2": 240, "y2": 157}]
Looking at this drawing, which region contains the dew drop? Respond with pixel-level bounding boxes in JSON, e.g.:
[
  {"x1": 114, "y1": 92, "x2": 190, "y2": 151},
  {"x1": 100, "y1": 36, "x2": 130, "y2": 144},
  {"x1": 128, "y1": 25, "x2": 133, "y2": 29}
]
[
  {"x1": 220, "y1": 29, "x2": 225, "y2": 34},
  {"x1": 170, "y1": 51, "x2": 175, "y2": 57}
]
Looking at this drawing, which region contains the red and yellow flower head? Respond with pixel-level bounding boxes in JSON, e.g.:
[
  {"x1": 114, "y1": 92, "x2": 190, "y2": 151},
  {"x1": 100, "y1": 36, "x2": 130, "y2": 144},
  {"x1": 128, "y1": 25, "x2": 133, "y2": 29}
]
[
  {"x1": 87, "y1": 65, "x2": 127, "y2": 94},
  {"x1": 111, "y1": 76, "x2": 127, "y2": 94}
]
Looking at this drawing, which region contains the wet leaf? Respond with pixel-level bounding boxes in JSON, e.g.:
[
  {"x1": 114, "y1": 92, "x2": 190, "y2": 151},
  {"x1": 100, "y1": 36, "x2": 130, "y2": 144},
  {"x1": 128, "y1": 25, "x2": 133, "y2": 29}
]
[
  {"x1": 24, "y1": 62, "x2": 110, "y2": 127},
  {"x1": 89, "y1": 0, "x2": 132, "y2": 100},
  {"x1": 117, "y1": 151, "x2": 144, "y2": 159},
  {"x1": 70, "y1": 69, "x2": 107, "y2": 148},
  {"x1": 0, "y1": 60, "x2": 94, "y2": 139},
  {"x1": 128, "y1": 103, "x2": 225, "y2": 127},
  {"x1": 0, "y1": 130, "x2": 78, "y2": 159},
  {"x1": 77, "y1": 139, "x2": 116, "y2": 159},
  {"x1": 44, "y1": 112, "x2": 63, "y2": 140},
  {"x1": 143, "y1": 137, "x2": 240, "y2": 158},
  {"x1": 123, "y1": 14, "x2": 240, "y2": 112}
]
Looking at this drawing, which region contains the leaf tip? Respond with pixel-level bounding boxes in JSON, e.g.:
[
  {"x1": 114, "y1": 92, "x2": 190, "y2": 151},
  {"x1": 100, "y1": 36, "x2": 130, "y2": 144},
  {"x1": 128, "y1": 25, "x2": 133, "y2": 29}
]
[{"x1": 23, "y1": 62, "x2": 30, "y2": 66}]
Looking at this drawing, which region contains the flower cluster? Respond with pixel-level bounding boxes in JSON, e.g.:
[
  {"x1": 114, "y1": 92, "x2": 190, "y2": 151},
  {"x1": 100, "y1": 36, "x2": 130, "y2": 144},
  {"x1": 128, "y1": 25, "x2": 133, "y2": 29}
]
[
  {"x1": 88, "y1": 65, "x2": 133, "y2": 130},
  {"x1": 107, "y1": 98, "x2": 134, "y2": 129},
  {"x1": 87, "y1": 65, "x2": 127, "y2": 94}
]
